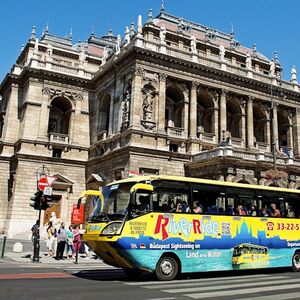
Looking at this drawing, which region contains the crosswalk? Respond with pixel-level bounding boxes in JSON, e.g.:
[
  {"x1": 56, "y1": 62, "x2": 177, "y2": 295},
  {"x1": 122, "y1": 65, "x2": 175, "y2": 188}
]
[{"x1": 124, "y1": 273, "x2": 300, "y2": 299}]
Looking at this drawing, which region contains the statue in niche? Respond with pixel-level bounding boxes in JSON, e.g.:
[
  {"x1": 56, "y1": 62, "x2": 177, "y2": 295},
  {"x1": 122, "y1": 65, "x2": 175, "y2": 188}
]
[
  {"x1": 124, "y1": 26, "x2": 130, "y2": 45},
  {"x1": 79, "y1": 49, "x2": 86, "y2": 66},
  {"x1": 246, "y1": 53, "x2": 252, "y2": 70},
  {"x1": 270, "y1": 59, "x2": 276, "y2": 77},
  {"x1": 159, "y1": 25, "x2": 166, "y2": 43},
  {"x1": 142, "y1": 90, "x2": 154, "y2": 121},
  {"x1": 116, "y1": 35, "x2": 121, "y2": 53},
  {"x1": 46, "y1": 43, "x2": 53, "y2": 60},
  {"x1": 122, "y1": 89, "x2": 130, "y2": 123},
  {"x1": 48, "y1": 118, "x2": 58, "y2": 132},
  {"x1": 102, "y1": 47, "x2": 108, "y2": 65}
]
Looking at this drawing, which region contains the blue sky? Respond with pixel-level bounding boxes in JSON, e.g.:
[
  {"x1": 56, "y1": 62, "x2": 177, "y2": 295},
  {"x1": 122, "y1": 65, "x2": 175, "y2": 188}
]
[{"x1": 0, "y1": 0, "x2": 299, "y2": 81}]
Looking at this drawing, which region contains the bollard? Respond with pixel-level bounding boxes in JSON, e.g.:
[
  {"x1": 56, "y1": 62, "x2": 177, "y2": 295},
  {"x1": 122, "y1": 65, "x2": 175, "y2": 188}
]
[
  {"x1": 13, "y1": 242, "x2": 23, "y2": 253},
  {"x1": 1, "y1": 236, "x2": 7, "y2": 259},
  {"x1": 74, "y1": 242, "x2": 79, "y2": 264}
]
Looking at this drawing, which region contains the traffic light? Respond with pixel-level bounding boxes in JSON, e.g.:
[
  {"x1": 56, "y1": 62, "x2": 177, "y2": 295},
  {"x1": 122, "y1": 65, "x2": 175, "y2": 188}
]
[
  {"x1": 30, "y1": 191, "x2": 43, "y2": 210},
  {"x1": 40, "y1": 195, "x2": 53, "y2": 210}
]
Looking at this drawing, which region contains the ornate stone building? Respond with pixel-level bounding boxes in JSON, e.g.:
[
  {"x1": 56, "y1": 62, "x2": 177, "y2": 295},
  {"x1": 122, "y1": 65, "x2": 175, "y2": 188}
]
[{"x1": 1, "y1": 8, "x2": 300, "y2": 236}]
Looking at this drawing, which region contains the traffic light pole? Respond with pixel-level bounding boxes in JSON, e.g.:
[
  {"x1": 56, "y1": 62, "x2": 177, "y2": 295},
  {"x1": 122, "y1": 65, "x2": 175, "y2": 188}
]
[{"x1": 32, "y1": 204, "x2": 41, "y2": 263}]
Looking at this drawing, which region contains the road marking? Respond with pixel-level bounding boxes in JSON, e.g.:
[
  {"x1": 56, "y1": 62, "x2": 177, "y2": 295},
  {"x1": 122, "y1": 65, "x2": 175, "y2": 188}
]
[
  {"x1": 163, "y1": 277, "x2": 300, "y2": 293},
  {"x1": 236, "y1": 292, "x2": 300, "y2": 300},
  {"x1": 144, "y1": 275, "x2": 288, "y2": 289},
  {"x1": 185, "y1": 283, "x2": 300, "y2": 299},
  {"x1": 144, "y1": 298, "x2": 176, "y2": 300},
  {"x1": 124, "y1": 274, "x2": 272, "y2": 286},
  {"x1": 0, "y1": 272, "x2": 73, "y2": 280}
]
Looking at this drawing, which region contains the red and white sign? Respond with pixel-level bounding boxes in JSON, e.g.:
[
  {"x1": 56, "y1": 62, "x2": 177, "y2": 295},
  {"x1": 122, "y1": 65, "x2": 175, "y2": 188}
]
[
  {"x1": 38, "y1": 175, "x2": 57, "y2": 191},
  {"x1": 71, "y1": 204, "x2": 84, "y2": 224}
]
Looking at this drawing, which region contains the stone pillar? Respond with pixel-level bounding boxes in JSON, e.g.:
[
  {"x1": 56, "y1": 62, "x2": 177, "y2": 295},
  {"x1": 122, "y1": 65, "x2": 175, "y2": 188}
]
[
  {"x1": 273, "y1": 102, "x2": 279, "y2": 149},
  {"x1": 212, "y1": 91, "x2": 219, "y2": 142},
  {"x1": 247, "y1": 96, "x2": 254, "y2": 148},
  {"x1": 184, "y1": 99, "x2": 189, "y2": 134},
  {"x1": 220, "y1": 89, "x2": 227, "y2": 136},
  {"x1": 130, "y1": 68, "x2": 143, "y2": 130},
  {"x1": 158, "y1": 73, "x2": 167, "y2": 133},
  {"x1": 266, "y1": 119, "x2": 271, "y2": 150},
  {"x1": 292, "y1": 108, "x2": 300, "y2": 157},
  {"x1": 189, "y1": 81, "x2": 198, "y2": 138},
  {"x1": 108, "y1": 86, "x2": 115, "y2": 135}
]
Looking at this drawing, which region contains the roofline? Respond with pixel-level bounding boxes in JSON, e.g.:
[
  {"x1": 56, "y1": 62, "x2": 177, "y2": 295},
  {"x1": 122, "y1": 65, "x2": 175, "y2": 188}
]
[{"x1": 107, "y1": 175, "x2": 300, "y2": 194}]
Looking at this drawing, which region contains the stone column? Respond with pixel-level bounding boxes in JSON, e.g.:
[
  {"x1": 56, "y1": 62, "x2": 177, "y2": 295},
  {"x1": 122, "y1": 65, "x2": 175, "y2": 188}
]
[
  {"x1": 189, "y1": 81, "x2": 198, "y2": 138},
  {"x1": 184, "y1": 99, "x2": 189, "y2": 135},
  {"x1": 212, "y1": 91, "x2": 219, "y2": 142},
  {"x1": 219, "y1": 89, "x2": 227, "y2": 136},
  {"x1": 292, "y1": 108, "x2": 300, "y2": 157},
  {"x1": 247, "y1": 96, "x2": 254, "y2": 148},
  {"x1": 241, "y1": 112, "x2": 246, "y2": 146},
  {"x1": 157, "y1": 73, "x2": 167, "y2": 133},
  {"x1": 130, "y1": 68, "x2": 143, "y2": 130},
  {"x1": 108, "y1": 86, "x2": 115, "y2": 135},
  {"x1": 266, "y1": 119, "x2": 271, "y2": 150}
]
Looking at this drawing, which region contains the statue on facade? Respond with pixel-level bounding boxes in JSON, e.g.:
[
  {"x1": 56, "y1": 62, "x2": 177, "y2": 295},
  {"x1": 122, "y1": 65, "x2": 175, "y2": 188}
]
[
  {"x1": 291, "y1": 65, "x2": 297, "y2": 82},
  {"x1": 79, "y1": 48, "x2": 86, "y2": 66},
  {"x1": 46, "y1": 43, "x2": 53, "y2": 60},
  {"x1": 190, "y1": 34, "x2": 197, "y2": 54},
  {"x1": 49, "y1": 211, "x2": 60, "y2": 230},
  {"x1": 219, "y1": 44, "x2": 225, "y2": 62},
  {"x1": 101, "y1": 47, "x2": 108, "y2": 65},
  {"x1": 246, "y1": 53, "x2": 252, "y2": 70},
  {"x1": 122, "y1": 89, "x2": 131, "y2": 124},
  {"x1": 269, "y1": 59, "x2": 276, "y2": 77},
  {"x1": 142, "y1": 90, "x2": 154, "y2": 121},
  {"x1": 124, "y1": 26, "x2": 130, "y2": 45},
  {"x1": 159, "y1": 25, "x2": 166, "y2": 43},
  {"x1": 116, "y1": 34, "x2": 121, "y2": 54}
]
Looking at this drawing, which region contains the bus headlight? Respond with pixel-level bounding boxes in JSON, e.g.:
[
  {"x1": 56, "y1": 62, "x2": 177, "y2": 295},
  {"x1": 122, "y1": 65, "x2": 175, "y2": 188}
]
[{"x1": 101, "y1": 222, "x2": 122, "y2": 235}]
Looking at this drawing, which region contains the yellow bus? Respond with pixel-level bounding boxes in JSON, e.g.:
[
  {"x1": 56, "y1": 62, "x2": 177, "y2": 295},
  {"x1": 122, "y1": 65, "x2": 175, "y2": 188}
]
[
  {"x1": 82, "y1": 175, "x2": 300, "y2": 280},
  {"x1": 232, "y1": 243, "x2": 269, "y2": 265}
]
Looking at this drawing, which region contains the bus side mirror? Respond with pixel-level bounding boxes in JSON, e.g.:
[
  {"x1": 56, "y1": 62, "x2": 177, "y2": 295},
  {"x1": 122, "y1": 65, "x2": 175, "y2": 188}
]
[{"x1": 77, "y1": 198, "x2": 81, "y2": 209}]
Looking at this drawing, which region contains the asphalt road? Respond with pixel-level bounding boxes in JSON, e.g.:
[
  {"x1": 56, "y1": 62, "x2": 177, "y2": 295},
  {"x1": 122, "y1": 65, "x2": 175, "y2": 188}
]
[{"x1": 0, "y1": 263, "x2": 299, "y2": 300}]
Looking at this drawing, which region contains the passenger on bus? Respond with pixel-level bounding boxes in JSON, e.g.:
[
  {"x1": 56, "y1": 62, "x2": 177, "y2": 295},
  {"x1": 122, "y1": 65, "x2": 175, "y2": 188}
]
[
  {"x1": 287, "y1": 206, "x2": 295, "y2": 218},
  {"x1": 236, "y1": 205, "x2": 247, "y2": 216},
  {"x1": 227, "y1": 205, "x2": 235, "y2": 215},
  {"x1": 192, "y1": 201, "x2": 203, "y2": 213},
  {"x1": 270, "y1": 203, "x2": 281, "y2": 217},
  {"x1": 249, "y1": 205, "x2": 257, "y2": 216},
  {"x1": 260, "y1": 208, "x2": 269, "y2": 217},
  {"x1": 138, "y1": 195, "x2": 150, "y2": 212}
]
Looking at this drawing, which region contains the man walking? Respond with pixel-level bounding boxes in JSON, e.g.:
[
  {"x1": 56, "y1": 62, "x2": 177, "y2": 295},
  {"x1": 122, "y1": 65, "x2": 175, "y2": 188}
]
[{"x1": 55, "y1": 222, "x2": 67, "y2": 260}]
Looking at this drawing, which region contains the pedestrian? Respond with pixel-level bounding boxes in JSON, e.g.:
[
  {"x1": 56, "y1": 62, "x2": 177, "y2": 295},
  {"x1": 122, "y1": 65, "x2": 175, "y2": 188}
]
[
  {"x1": 46, "y1": 221, "x2": 56, "y2": 256},
  {"x1": 66, "y1": 224, "x2": 75, "y2": 258},
  {"x1": 31, "y1": 220, "x2": 39, "y2": 242},
  {"x1": 55, "y1": 222, "x2": 67, "y2": 260},
  {"x1": 73, "y1": 224, "x2": 81, "y2": 257}
]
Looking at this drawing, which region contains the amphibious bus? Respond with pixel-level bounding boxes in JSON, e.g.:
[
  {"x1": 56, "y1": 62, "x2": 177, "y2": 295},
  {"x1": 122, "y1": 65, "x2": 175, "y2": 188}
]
[{"x1": 81, "y1": 175, "x2": 300, "y2": 280}]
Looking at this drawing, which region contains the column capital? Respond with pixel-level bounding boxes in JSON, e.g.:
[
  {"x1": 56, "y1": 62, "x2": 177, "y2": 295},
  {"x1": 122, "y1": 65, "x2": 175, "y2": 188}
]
[
  {"x1": 159, "y1": 72, "x2": 167, "y2": 82},
  {"x1": 221, "y1": 89, "x2": 228, "y2": 97},
  {"x1": 247, "y1": 95, "x2": 255, "y2": 103},
  {"x1": 133, "y1": 67, "x2": 145, "y2": 77},
  {"x1": 191, "y1": 81, "x2": 199, "y2": 88}
]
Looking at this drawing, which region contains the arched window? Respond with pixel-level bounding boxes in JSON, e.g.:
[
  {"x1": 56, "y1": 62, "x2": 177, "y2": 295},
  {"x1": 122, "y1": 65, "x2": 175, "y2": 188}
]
[
  {"x1": 197, "y1": 93, "x2": 214, "y2": 133},
  {"x1": 277, "y1": 109, "x2": 290, "y2": 147},
  {"x1": 48, "y1": 97, "x2": 72, "y2": 135},
  {"x1": 165, "y1": 85, "x2": 184, "y2": 128},
  {"x1": 98, "y1": 94, "x2": 110, "y2": 133},
  {"x1": 253, "y1": 105, "x2": 267, "y2": 143},
  {"x1": 227, "y1": 98, "x2": 242, "y2": 138}
]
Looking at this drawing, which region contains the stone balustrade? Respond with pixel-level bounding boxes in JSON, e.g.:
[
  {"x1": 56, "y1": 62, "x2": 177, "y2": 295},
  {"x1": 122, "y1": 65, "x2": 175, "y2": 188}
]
[
  {"x1": 49, "y1": 132, "x2": 69, "y2": 144},
  {"x1": 166, "y1": 126, "x2": 187, "y2": 139},
  {"x1": 199, "y1": 132, "x2": 216, "y2": 144}
]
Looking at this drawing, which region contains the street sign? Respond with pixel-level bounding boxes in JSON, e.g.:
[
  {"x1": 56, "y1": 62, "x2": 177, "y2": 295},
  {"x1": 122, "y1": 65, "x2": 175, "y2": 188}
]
[
  {"x1": 43, "y1": 187, "x2": 53, "y2": 196},
  {"x1": 37, "y1": 175, "x2": 57, "y2": 191}
]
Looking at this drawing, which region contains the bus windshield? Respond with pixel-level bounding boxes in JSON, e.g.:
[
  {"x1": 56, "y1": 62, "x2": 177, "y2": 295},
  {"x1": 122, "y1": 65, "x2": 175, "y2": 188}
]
[{"x1": 89, "y1": 182, "x2": 134, "y2": 222}]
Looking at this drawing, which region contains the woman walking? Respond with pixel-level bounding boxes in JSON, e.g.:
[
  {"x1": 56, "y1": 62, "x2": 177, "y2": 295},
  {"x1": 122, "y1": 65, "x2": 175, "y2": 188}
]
[
  {"x1": 73, "y1": 224, "x2": 81, "y2": 257},
  {"x1": 66, "y1": 225, "x2": 75, "y2": 258}
]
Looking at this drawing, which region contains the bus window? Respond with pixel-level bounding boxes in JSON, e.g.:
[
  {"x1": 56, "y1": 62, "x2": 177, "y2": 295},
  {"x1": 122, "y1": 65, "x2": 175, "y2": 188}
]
[
  {"x1": 226, "y1": 187, "x2": 257, "y2": 216},
  {"x1": 152, "y1": 191, "x2": 189, "y2": 213},
  {"x1": 191, "y1": 184, "x2": 225, "y2": 215},
  {"x1": 257, "y1": 190, "x2": 284, "y2": 218},
  {"x1": 284, "y1": 193, "x2": 300, "y2": 218}
]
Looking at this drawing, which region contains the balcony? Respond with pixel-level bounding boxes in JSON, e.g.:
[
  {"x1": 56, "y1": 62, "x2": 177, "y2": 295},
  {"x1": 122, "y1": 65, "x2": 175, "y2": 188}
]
[
  {"x1": 49, "y1": 132, "x2": 69, "y2": 144},
  {"x1": 97, "y1": 130, "x2": 108, "y2": 141},
  {"x1": 230, "y1": 137, "x2": 244, "y2": 148},
  {"x1": 198, "y1": 132, "x2": 216, "y2": 144},
  {"x1": 256, "y1": 142, "x2": 270, "y2": 152},
  {"x1": 166, "y1": 126, "x2": 187, "y2": 139}
]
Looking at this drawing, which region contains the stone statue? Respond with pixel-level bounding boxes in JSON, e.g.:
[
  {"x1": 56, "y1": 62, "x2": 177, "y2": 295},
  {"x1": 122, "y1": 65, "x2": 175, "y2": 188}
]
[
  {"x1": 124, "y1": 26, "x2": 130, "y2": 45},
  {"x1": 270, "y1": 59, "x2": 276, "y2": 77},
  {"x1": 219, "y1": 44, "x2": 225, "y2": 61},
  {"x1": 142, "y1": 90, "x2": 154, "y2": 121},
  {"x1": 122, "y1": 90, "x2": 130, "y2": 123},
  {"x1": 102, "y1": 47, "x2": 108, "y2": 65},
  {"x1": 79, "y1": 49, "x2": 86, "y2": 66},
  {"x1": 159, "y1": 25, "x2": 166, "y2": 43},
  {"x1": 190, "y1": 34, "x2": 197, "y2": 54},
  {"x1": 46, "y1": 43, "x2": 53, "y2": 60},
  {"x1": 246, "y1": 53, "x2": 252, "y2": 70},
  {"x1": 291, "y1": 65, "x2": 297, "y2": 82},
  {"x1": 116, "y1": 34, "x2": 121, "y2": 53},
  {"x1": 49, "y1": 211, "x2": 60, "y2": 230}
]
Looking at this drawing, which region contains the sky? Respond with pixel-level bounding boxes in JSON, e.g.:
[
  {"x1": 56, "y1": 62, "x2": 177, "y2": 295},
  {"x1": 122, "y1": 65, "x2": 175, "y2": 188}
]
[{"x1": 0, "y1": 0, "x2": 299, "y2": 81}]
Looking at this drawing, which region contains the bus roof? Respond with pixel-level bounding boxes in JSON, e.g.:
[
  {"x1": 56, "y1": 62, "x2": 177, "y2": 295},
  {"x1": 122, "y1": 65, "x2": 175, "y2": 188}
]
[{"x1": 107, "y1": 175, "x2": 300, "y2": 194}]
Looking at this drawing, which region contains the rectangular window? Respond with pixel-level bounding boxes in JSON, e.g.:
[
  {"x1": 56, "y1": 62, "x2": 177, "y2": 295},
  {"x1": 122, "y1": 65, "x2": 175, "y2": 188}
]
[
  {"x1": 52, "y1": 148, "x2": 62, "y2": 158},
  {"x1": 256, "y1": 190, "x2": 284, "y2": 218},
  {"x1": 283, "y1": 193, "x2": 300, "y2": 219}
]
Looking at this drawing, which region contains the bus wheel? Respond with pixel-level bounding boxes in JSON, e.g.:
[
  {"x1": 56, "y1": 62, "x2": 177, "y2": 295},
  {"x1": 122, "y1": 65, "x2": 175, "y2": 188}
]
[
  {"x1": 155, "y1": 256, "x2": 178, "y2": 281},
  {"x1": 292, "y1": 252, "x2": 300, "y2": 272},
  {"x1": 123, "y1": 268, "x2": 143, "y2": 278}
]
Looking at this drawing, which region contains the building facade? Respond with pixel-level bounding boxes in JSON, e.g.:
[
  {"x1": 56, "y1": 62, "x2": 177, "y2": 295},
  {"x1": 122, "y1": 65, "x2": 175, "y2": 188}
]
[{"x1": 1, "y1": 8, "x2": 300, "y2": 237}]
